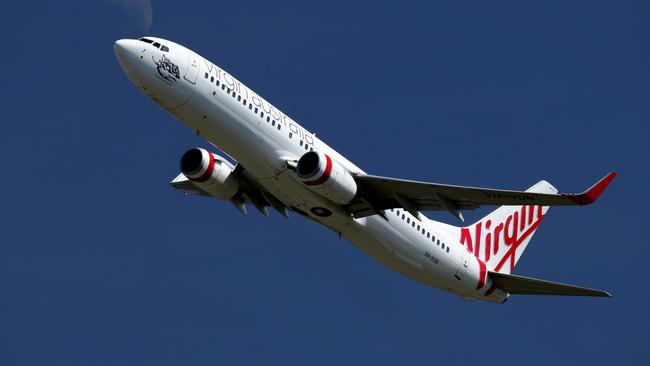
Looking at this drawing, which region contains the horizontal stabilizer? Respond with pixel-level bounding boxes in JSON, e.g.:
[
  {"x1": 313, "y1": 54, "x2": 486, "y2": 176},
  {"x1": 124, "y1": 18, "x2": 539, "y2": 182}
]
[{"x1": 489, "y1": 271, "x2": 611, "y2": 297}]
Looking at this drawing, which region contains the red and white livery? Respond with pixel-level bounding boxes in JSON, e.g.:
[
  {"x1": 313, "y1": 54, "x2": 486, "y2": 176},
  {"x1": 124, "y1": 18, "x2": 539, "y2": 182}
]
[{"x1": 115, "y1": 36, "x2": 615, "y2": 303}]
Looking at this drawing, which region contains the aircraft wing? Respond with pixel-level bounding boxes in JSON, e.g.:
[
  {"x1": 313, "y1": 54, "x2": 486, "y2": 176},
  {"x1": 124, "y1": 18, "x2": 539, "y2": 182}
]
[
  {"x1": 170, "y1": 164, "x2": 289, "y2": 217},
  {"x1": 170, "y1": 173, "x2": 211, "y2": 197},
  {"x1": 344, "y1": 172, "x2": 615, "y2": 221},
  {"x1": 489, "y1": 271, "x2": 611, "y2": 297}
]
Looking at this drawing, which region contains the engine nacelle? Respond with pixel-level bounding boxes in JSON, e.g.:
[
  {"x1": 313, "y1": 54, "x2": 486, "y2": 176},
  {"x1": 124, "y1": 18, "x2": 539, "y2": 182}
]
[
  {"x1": 180, "y1": 148, "x2": 239, "y2": 200},
  {"x1": 296, "y1": 151, "x2": 357, "y2": 204}
]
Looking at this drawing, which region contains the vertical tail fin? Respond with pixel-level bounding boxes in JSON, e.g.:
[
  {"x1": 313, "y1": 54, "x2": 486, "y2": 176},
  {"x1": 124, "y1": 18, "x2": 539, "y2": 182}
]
[{"x1": 447, "y1": 180, "x2": 557, "y2": 274}]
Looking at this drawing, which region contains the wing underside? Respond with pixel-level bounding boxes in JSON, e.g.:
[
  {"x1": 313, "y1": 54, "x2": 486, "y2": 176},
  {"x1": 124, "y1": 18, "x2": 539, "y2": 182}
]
[
  {"x1": 170, "y1": 164, "x2": 289, "y2": 217},
  {"x1": 344, "y1": 172, "x2": 616, "y2": 221},
  {"x1": 489, "y1": 271, "x2": 611, "y2": 297}
]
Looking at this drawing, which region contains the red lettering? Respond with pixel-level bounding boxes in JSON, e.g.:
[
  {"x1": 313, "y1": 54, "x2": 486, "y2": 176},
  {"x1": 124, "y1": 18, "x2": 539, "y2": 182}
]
[
  {"x1": 460, "y1": 222, "x2": 482, "y2": 258},
  {"x1": 504, "y1": 212, "x2": 519, "y2": 246},
  {"x1": 460, "y1": 227, "x2": 473, "y2": 253},
  {"x1": 485, "y1": 232, "x2": 491, "y2": 262},
  {"x1": 474, "y1": 222, "x2": 482, "y2": 257},
  {"x1": 461, "y1": 204, "x2": 546, "y2": 274},
  {"x1": 493, "y1": 223, "x2": 503, "y2": 255}
]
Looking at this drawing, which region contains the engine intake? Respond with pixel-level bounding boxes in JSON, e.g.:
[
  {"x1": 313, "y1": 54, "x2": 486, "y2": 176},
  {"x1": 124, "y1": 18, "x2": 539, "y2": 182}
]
[
  {"x1": 180, "y1": 148, "x2": 205, "y2": 177},
  {"x1": 180, "y1": 148, "x2": 239, "y2": 200},
  {"x1": 296, "y1": 151, "x2": 321, "y2": 178},
  {"x1": 296, "y1": 151, "x2": 357, "y2": 204}
]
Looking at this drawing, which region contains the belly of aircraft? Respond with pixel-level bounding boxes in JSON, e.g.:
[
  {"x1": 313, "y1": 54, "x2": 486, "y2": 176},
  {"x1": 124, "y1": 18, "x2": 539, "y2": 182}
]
[
  {"x1": 171, "y1": 86, "x2": 463, "y2": 295},
  {"x1": 257, "y1": 170, "x2": 458, "y2": 291}
]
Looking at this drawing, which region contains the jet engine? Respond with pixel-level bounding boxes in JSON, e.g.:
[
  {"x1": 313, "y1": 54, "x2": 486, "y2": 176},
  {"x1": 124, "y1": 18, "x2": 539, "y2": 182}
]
[
  {"x1": 295, "y1": 151, "x2": 357, "y2": 204},
  {"x1": 180, "y1": 148, "x2": 239, "y2": 200}
]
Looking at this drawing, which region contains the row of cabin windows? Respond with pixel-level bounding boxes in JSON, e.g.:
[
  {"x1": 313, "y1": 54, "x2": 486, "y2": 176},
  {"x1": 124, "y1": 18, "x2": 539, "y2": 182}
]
[
  {"x1": 204, "y1": 72, "x2": 282, "y2": 132},
  {"x1": 289, "y1": 133, "x2": 313, "y2": 151},
  {"x1": 204, "y1": 72, "x2": 314, "y2": 152},
  {"x1": 389, "y1": 209, "x2": 450, "y2": 253}
]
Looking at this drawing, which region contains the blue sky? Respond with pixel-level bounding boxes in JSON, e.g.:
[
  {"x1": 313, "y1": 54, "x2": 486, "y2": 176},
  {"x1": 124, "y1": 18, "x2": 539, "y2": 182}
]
[{"x1": 1, "y1": 1, "x2": 648, "y2": 365}]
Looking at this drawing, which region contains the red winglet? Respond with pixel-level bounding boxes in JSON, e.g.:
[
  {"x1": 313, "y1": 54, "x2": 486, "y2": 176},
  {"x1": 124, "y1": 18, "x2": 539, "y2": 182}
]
[{"x1": 563, "y1": 172, "x2": 616, "y2": 205}]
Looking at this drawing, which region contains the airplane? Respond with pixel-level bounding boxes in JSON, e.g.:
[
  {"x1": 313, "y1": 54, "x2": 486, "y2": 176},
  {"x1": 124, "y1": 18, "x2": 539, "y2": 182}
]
[{"x1": 114, "y1": 36, "x2": 615, "y2": 303}]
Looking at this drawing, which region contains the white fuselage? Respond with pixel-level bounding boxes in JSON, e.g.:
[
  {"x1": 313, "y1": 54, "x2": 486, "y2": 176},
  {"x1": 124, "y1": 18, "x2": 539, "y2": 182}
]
[{"x1": 114, "y1": 37, "x2": 508, "y2": 303}]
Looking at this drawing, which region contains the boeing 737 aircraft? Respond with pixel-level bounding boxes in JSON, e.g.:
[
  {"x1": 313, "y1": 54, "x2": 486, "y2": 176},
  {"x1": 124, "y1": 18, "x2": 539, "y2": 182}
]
[{"x1": 114, "y1": 36, "x2": 615, "y2": 303}]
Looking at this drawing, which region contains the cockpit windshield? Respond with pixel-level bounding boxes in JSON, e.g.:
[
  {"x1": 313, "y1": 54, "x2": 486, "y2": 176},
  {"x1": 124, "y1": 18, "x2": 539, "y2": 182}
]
[{"x1": 138, "y1": 38, "x2": 169, "y2": 52}]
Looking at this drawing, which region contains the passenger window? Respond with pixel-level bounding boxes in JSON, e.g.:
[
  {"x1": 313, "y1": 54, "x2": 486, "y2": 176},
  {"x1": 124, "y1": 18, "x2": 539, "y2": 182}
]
[
  {"x1": 204, "y1": 73, "x2": 209, "y2": 79},
  {"x1": 217, "y1": 80, "x2": 220, "y2": 86},
  {"x1": 300, "y1": 140, "x2": 303, "y2": 146},
  {"x1": 422, "y1": 228, "x2": 425, "y2": 235},
  {"x1": 412, "y1": 222, "x2": 415, "y2": 227},
  {"x1": 279, "y1": 124, "x2": 282, "y2": 131},
  {"x1": 407, "y1": 218, "x2": 410, "y2": 224},
  {"x1": 446, "y1": 247, "x2": 450, "y2": 253},
  {"x1": 441, "y1": 243, "x2": 445, "y2": 250},
  {"x1": 272, "y1": 120, "x2": 276, "y2": 126},
  {"x1": 417, "y1": 225, "x2": 420, "y2": 231},
  {"x1": 289, "y1": 132, "x2": 293, "y2": 138},
  {"x1": 238, "y1": 96, "x2": 241, "y2": 101},
  {"x1": 243, "y1": 100, "x2": 247, "y2": 105},
  {"x1": 266, "y1": 117, "x2": 270, "y2": 122},
  {"x1": 436, "y1": 240, "x2": 440, "y2": 246},
  {"x1": 255, "y1": 108, "x2": 258, "y2": 113},
  {"x1": 249, "y1": 104, "x2": 253, "y2": 110},
  {"x1": 210, "y1": 77, "x2": 214, "y2": 82},
  {"x1": 232, "y1": 92, "x2": 236, "y2": 98},
  {"x1": 261, "y1": 112, "x2": 265, "y2": 118},
  {"x1": 427, "y1": 232, "x2": 430, "y2": 238},
  {"x1": 401, "y1": 214, "x2": 405, "y2": 220}
]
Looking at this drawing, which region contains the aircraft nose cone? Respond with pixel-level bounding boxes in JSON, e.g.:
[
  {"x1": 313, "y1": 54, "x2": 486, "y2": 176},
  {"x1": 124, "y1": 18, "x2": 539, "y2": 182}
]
[
  {"x1": 113, "y1": 39, "x2": 140, "y2": 62},
  {"x1": 114, "y1": 39, "x2": 146, "y2": 86}
]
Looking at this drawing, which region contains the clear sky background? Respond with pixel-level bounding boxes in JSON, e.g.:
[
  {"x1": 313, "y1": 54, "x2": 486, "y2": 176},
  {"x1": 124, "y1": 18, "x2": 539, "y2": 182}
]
[{"x1": 1, "y1": 1, "x2": 648, "y2": 365}]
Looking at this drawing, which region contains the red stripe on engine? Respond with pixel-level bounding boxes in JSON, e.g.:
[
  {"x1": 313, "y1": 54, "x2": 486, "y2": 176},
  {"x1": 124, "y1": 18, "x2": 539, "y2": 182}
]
[
  {"x1": 191, "y1": 153, "x2": 215, "y2": 183},
  {"x1": 305, "y1": 154, "x2": 332, "y2": 186}
]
